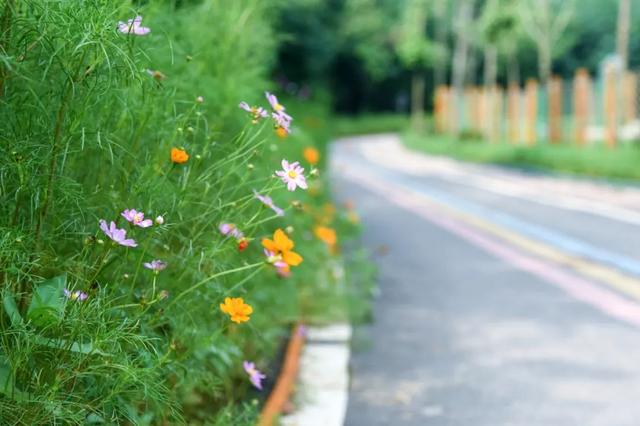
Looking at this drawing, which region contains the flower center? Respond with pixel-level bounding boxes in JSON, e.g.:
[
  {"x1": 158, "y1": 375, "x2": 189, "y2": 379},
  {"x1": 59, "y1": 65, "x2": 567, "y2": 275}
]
[
  {"x1": 274, "y1": 103, "x2": 283, "y2": 112},
  {"x1": 287, "y1": 170, "x2": 297, "y2": 179},
  {"x1": 133, "y1": 214, "x2": 143, "y2": 223}
]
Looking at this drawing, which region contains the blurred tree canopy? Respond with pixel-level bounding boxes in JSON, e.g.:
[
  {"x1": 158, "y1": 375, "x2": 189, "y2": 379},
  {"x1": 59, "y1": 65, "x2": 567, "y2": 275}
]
[{"x1": 271, "y1": 0, "x2": 640, "y2": 114}]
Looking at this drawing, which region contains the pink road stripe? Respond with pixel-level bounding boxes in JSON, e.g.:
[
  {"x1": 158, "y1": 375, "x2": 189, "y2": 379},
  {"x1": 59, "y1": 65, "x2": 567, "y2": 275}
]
[{"x1": 344, "y1": 166, "x2": 640, "y2": 328}]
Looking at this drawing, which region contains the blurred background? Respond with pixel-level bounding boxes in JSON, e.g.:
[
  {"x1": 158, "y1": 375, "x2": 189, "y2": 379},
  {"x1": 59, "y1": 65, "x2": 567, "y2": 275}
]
[
  {"x1": 274, "y1": 0, "x2": 636, "y2": 113},
  {"x1": 272, "y1": 0, "x2": 640, "y2": 181}
]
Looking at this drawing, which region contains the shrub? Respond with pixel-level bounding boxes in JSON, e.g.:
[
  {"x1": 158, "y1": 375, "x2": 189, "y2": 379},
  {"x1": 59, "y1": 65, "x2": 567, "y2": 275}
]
[{"x1": 0, "y1": 0, "x2": 363, "y2": 423}]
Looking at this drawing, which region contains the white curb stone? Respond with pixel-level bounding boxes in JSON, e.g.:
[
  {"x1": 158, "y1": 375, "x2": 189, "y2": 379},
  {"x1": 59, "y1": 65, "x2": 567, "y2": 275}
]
[{"x1": 280, "y1": 323, "x2": 352, "y2": 426}]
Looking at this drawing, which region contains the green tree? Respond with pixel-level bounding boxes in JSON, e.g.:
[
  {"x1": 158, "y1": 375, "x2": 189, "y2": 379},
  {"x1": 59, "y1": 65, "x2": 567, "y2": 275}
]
[
  {"x1": 340, "y1": 0, "x2": 398, "y2": 81},
  {"x1": 479, "y1": 0, "x2": 523, "y2": 87},
  {"x1": 394, "y1": 0, "x2": 433, "y2": 131},
  {"x1": 519, "y1": 0, "x2": 576, "y2": 84}
]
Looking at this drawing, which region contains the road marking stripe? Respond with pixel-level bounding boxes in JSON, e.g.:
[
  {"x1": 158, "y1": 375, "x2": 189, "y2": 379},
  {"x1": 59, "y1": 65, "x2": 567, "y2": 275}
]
[
  {"x1": 344, "y1": 162, "x2": 640, "y2": 304},
  {"x1": 396, "y1": 179, "x2": 640, "y2": 277},
  {"x1": 343, "y1": 166, "x2": 640, "y2": 328},
  {"x1": 358, "y1": 138, "x2": 640, "y2": 227}
]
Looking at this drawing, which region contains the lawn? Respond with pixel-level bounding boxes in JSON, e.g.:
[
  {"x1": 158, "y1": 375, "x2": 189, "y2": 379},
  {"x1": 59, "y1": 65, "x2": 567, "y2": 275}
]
[{"x1": 405, "y1": 132, "x2": 640, "y2": 182}]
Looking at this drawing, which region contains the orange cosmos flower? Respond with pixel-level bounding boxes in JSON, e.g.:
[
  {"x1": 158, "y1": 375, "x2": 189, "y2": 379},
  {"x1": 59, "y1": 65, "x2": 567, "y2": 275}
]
[
  {"x1": 275, "y1": 126, "x2": 288, "y2": 139},
  {"x1": 261, "y1": 229, "x2": 303, "y2": 266},
  {"x1": 314, "y1": 226, "x2": 337, "y2": 246},
  {"x1": 219, "y1": 297, "x2": 253, "y2": 324},
  {"x1": 303, "y1": 147, "x2": 320, "y2": 165},
  {"x1": 171, "y1": 148, "x2": 189, "y2": 164}
]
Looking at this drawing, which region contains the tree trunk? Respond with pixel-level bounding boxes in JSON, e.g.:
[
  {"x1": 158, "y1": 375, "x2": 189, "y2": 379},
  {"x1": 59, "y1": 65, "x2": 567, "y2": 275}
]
[
  {"x1": 507, "y1": 53, "x2": 520, "y2": 87},
  {"x1": 538, "y1": 40, "x2": 552, "y2": 85},
  {"x1": 411, "y1": 71, "x2": 425, "y2": 132},
  {"x1": 466, "y1": 46, "x2": 477, "y2": 86},
  {"x1": 483, "y1": 45, "x2": 498, "y2": 89},
  {"x1": 451, "y1": 0, "x2": 473, "y2": 135},
  {"x1": 617, "y1": 0, "x2": 631, "y2": 70},
  {"x1": 434, "y1": 0, "x2": 448, "y2": 87}
]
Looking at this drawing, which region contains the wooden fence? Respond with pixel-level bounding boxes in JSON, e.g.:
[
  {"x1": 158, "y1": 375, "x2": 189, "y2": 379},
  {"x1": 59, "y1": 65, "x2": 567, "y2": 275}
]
[{"x1": 434, "y1": 68, "x2": 640, "y2": 146}]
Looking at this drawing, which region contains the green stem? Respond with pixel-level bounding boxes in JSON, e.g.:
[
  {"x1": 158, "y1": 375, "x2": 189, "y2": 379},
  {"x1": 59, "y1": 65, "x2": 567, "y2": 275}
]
[
  {"x1": 166, "y1": 262, "x2": 264, "y2": 309},
  {"x1": 219, "y1": 264, "x2": 264, "y2": 298}
]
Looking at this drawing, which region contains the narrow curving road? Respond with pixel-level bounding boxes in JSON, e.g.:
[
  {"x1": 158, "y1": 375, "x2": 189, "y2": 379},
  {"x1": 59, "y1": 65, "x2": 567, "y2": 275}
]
[{"x1": 331, "y1": 134, "x2": 640, "y2": 426}]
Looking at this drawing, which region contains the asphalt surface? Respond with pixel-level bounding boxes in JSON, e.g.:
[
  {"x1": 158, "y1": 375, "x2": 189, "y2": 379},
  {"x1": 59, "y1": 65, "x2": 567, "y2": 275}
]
[{"x1": 331, "y1": 134, "x2": 640, "y2": 426}]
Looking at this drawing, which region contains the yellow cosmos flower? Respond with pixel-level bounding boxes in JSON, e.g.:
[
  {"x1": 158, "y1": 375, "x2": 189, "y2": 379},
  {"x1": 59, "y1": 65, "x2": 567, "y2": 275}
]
[
  {"x1": 262, "y1": 229, "x2": 303, "y2": 266},
  {"x1": 220, "y1": 297, "x2": 253, "y2": 324},
  {"x1": 303, "y1": 147, "x2": 320, "y2": 165},
  {"x1": 171, "y1": 147, "x2": 189, "y2": 164}
]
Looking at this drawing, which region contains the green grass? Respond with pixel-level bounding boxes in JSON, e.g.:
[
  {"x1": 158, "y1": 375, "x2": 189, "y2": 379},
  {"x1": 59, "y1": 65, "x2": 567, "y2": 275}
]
[
  {"x1": 333, "y1": 113, "x2": 411, "y2": 136},
  {"x1": 404, "y1": 132, "x2": 640, "y2": 181},
  {"x1": 328, "y1": 112, "x2": 640, "y2": 182}
]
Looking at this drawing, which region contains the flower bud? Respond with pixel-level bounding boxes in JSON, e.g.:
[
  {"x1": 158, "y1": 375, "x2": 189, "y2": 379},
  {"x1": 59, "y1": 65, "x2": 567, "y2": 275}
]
[
  {"x1": 196, "y1": 96, "x2": 204, "y2": 104},
  {"x1": 155, "y1": 215, "x2": 164, "y2": 225}
]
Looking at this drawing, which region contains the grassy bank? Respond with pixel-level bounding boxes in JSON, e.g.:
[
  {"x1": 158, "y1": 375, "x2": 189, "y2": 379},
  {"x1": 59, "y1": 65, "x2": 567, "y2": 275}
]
[
  {"x1": 328, "y1": 112, "x2": 640, "y2": 181},
  {"x1": 405, "y1": 133, "x2": 640, "y2": 181},
  {"x1": 0, "y1": 1, "x2": 371, "y2": 424},
  {"x1": 333, "y1": 114, "x2": 411, "y2": 137}
]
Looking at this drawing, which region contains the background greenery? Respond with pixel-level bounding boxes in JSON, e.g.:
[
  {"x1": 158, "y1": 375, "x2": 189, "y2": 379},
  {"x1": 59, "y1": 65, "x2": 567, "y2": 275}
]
[{"x1": 274, "y1": 0, "x2": 637, "y2": 113}]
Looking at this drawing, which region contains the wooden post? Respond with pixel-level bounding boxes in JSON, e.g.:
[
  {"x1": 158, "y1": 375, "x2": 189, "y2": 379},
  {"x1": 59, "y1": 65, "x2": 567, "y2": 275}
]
[
  {"x1": 464, "y1": 87, "x2": 474, "y2": 132},
  {"x1": 623, "y1": 71, "x2": 637, "y2": 123},
  {"x1": 524, "y1": 79, "x2": 538, "y2": 145},
  {"x1": 446, "y1": 86, "x2": 456, "y2": 134},
  {"x1": 548, "y1": 76, "x2": 563, "y2": 143},
  {"x1": 604, "y1": 64, "x2": 618, "y2": 147},
  {"x1": 507, "y1": 83, "x2": 520, "y2": 143},
  {"x1": 492, "y1": 86, "x2": 504, "y2": 143},
  {"x1": 573, "y1": 68, "x2": 590, "y2": 146},
  {"x1": 478, "y1": 87, "x2": 491, "y2": 139},
  {"x1": 434, "y1": 85, "x2": 447, "y2": 133},
  {"x1": 470, "y1": 87, "x2": 479, "y2": 132}
]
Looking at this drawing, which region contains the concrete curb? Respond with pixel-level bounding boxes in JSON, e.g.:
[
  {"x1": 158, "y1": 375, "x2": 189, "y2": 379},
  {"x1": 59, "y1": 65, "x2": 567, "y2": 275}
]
[{"x1": 280, "y1": 323, "x2": 352, "y2": 426}]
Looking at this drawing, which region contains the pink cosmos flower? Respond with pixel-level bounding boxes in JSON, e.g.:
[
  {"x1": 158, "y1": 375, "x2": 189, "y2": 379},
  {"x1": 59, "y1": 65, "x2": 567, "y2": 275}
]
[
  {"x1": 121, "y1": 209, "x2": 153, "y2": 228},
  {"x1": 272, "y1": 111, "x2": 292, "y2": 135},
  {"x1": 144, "y1": 259, "x2": 167, "y2": 272},
  {"x1": 63, "y1": 289, "x2": 88, "y2": 302},
  {"x1": 265, "y1": 92, "x2": 292, "y2": 121},
  {"x1": 239, "y1": 102, "x2": 268, "y2": 124},
  {"x1": 275, "y1": 159, "x2": 307, "y2": 191},
  {"x1": 219, "y1": 223, "x2": 244, "y2": 239},
  {"x1": 99, "y1": 220, "x2": 137, "y2": 247},
  {"x1": 253, "y1": 189, "x2": 284, "y2": 217},
  {"x1": 243, "y1": 361, "x2": 267, "y2": 390},
  {"x1": 118, "y1": 16, "x2": 151, "y2": 36},
  {"x1": 264, "y1": 249, "x2": 290, "y2": 277},
  {"x1": 264, "y1": 249, "x2": 288, "y2": 269}
]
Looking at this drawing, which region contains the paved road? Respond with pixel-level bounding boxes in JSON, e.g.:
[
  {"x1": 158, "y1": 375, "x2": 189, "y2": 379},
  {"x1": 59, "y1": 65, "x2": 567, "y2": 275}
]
[{"x1": 331, "y1": 134, "x2": 640, "y2": 426}]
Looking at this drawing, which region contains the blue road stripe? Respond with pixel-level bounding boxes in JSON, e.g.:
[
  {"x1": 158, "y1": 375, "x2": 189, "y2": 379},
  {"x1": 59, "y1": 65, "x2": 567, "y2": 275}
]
[{"x1": 365, "y1": 162, "x2": 640, "y2": 278}]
